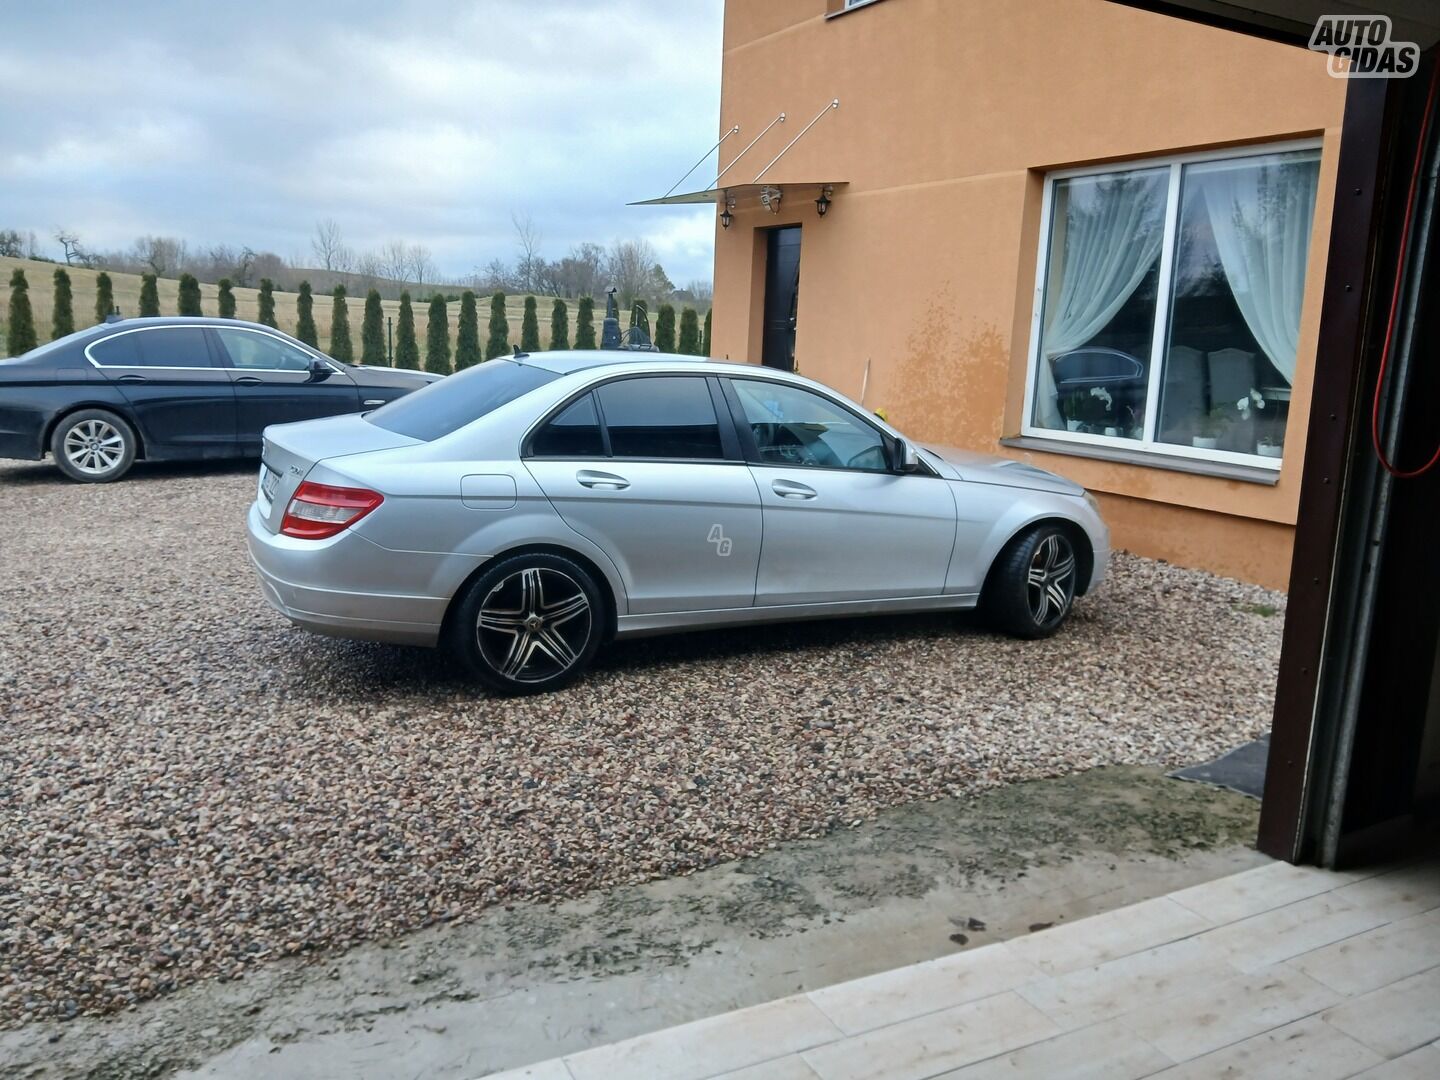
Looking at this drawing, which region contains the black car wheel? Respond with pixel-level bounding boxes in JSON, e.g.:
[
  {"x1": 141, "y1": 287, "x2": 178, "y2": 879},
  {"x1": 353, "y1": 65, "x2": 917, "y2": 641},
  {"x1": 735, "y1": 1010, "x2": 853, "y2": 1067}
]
[
  {"x1": 51, "y1": 409, "x2": 138, "y2": 483},
  {"x1": 449, "y1": 553, "x2": 605, "y2": 695},
  {"x1": 983, "y1": 524, "x2": 1078, "y2": 639}
]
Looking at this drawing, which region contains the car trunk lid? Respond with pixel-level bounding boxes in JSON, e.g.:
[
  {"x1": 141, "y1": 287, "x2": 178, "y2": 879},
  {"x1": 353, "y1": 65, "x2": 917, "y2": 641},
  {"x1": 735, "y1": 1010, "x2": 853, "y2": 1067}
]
[{"x1": 256, "y1": 414, "x2": 420, "y2": 532}]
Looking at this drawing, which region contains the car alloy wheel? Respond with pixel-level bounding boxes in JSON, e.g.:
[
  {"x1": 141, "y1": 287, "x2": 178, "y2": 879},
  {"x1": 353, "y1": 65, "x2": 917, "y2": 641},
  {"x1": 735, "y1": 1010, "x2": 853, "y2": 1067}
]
[
  {"x1": 477, "y1": 566, "x2": 592, "y2": 683},
  {"x1": 1026, "y1": 533, "x2": 1076, "y2": 626},
  {"x1": 64, "y1": 418, "x2": 127, "y2": 476},
  {"x1": 51, "y1": 409, "x2": 138, "y2": 483},
  {"x1": 451, "y1": 552, "x2": 606, "y2": 694},
  {"x1": 982, "y1": 523, "x2": 1080, "y2": 639}
]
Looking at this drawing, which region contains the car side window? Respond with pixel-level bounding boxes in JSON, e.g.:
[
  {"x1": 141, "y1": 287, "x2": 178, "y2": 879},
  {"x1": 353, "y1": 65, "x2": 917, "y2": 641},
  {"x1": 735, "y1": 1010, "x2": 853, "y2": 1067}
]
[
  {"x1": 134, "y1": 328, "x2": 213, "y2": 368},
  {"x1": 731, "y1": 379, "x2": 890, "y2": 472},
  {"x1": 596, "y1": 377, "x2": 725, "y2": 460},
  {"x1": 89, "y1": 333, "x2": 141, "y2": 367},
  {"x1": 214, "y1": 328, "x2": 314, "y2": 372},
  {"x1": 531, "y1": 393, "x2": 604, "y2": 457}
]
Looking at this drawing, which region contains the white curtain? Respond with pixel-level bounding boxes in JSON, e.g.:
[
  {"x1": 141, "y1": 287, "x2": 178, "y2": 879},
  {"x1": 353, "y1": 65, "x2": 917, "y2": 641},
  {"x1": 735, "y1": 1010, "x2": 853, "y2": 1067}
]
[
  {"x1": 1035, "y1": 172, "x2": 1165, "y2": 427},
  {"x1": 1198, "y1": 154, "x2": 1319, "y2": 386}
]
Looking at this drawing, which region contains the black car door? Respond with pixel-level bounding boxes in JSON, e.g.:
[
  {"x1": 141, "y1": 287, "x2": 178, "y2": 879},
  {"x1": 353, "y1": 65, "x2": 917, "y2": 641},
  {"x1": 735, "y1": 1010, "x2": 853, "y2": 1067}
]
[
  {"x1": 209, "y1": 327, "x2": 360, "y2": 450},
  {"x1": 88, "y1": 326, "x2": 238, "y2": 458}
]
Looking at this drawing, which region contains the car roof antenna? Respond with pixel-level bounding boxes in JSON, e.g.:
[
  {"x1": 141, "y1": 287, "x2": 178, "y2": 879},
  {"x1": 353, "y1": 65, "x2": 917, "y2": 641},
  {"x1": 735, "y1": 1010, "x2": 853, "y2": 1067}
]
[{"x1": 512, "y1": 344, "x2": 528, "y2": 360}]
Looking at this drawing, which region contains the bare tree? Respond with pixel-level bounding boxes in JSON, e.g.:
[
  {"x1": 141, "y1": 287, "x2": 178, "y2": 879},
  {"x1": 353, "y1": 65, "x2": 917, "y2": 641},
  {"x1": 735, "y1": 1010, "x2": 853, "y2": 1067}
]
[
  {"x1": 0, "y1": 229, "x2": 23, "y2": 257},
  {"x1": 473, "y1": 257, "x2": 513, "y2": 292},
  {"x1": 311, "y1": 218, "x2": 351, "y2": 273},
  {"x1": 606, "y1": 239, "x2": 664, "y2": 308},
  {"x1": 686, "y1": 278, "x2": 714, "y2": 302},
  {"x1": 131, "y1": 235, "x2": 187, "y2": 277},
  {"x1": 512, "y1": 212, "x2": 542, "y2": 292},
  {"x1": 379, "y1": 240, "x2": 410, "y2": 285},
  {"x1": 353, "y1": 250, "x2": 381, "y2": 292},
  {"x1": 54, "y1": 228, "x2": 86, "y2": 265},
  {"x1": 408, "y1": 244, "x2": 435, "y2": 291}
]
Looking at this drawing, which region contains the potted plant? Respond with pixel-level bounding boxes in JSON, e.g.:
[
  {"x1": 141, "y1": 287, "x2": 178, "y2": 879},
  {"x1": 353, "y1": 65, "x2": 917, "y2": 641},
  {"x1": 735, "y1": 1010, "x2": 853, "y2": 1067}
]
[
  {"x1": 1079, "y1": 386, "x2": 1113, "y2": 434},
  {"x1": 1058, "y1": 393, "x2": 1084, "y2": 432},
  {"x1": 1256, "y1": 435, "x2": 1282, "y2": 458},
  {"x1": 1192, "y1": 407, "x2": 1228, "y2": 449}
]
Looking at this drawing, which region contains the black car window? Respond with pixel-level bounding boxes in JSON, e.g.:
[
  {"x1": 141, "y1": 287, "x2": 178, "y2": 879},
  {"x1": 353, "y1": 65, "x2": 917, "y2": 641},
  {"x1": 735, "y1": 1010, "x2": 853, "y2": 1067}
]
[
  {"x1": 366, "y1": 359, "x2": 558, "y2": 442},
  {"x1": 88, "y1": 333, "x2": 141, "y2": 367},
  {"x1": 597, "y1": 377, "x2": 725, "y2": 460},
  {"x1": 134, "y1": 328, "x2": 213, "y2": 369},
  {"x1": 214, "y1": 328, "x2": 313, "y2": 372},
  {"x1": 530, "y1": 393, "x2": 604, "y2": 457}
]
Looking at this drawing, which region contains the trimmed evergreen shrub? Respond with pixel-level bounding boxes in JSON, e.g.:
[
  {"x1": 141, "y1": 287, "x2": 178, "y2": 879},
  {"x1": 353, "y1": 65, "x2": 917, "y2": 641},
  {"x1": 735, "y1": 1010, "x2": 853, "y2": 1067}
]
[
  {"x1": 361, "y1": 289, "x2": 384, "y2": 364},
  {"x1": 394, "y1": 292, "x2": 419, "y2": 369},
  {"x1": 425, "y1": 294, "x2": 450, "y2": 375},
  {"x1": 678, "y1": 306, "x2": 700, "y2": 355},
  {"x1": 549, "y1": 299, "x2": 569, "y2": 350},
  {"x1": 654, "y1": 303, "x2": 676, "y2": 352},
  {"x1": 177, "y1": 273, "x2": 203, "y2": 316},
  {"x1": 520, "y1": 296, "x2": 541, "y2": 352},
  {"x1": 51, "y1": 268, "x2": 75, "y2": 339},
  {"x1": 330, "y1": 285, "x2": 353, "y2": 362},
  {"x1": 485, "y1": 292, "x2": 509, "y2": 360},
  {"x1": 702, "y1": 308, "x2": 712, "y2": 357},
  {"x1": 139, "y1": 273, "x2": 160, "y2": 317},
  {"x1": 455, "y1": 290, "x2": 481, "y2": 369},
  {"x1": 94, "y1": 272, "x2": 114, "y2": 324},
  {"x1": 575, "y1": 295, "x2": 596, "y2": 349},
  {"x1": 257, "y1": 279, "x2": 277, "y2": 327},
  {"x1": 295, "y1": 281, "x2": 318, "y2": 346},
  {"x1": 6, "y1": 269, "x2": 37, "y2": 356},
  {"x1": 217, "y1": 278, "x2": 236, "y2": 318}
]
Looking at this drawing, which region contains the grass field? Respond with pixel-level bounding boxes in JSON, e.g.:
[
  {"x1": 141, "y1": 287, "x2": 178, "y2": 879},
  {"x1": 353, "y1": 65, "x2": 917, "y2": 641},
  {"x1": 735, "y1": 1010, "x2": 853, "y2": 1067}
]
[{"x1": 1, "y1": 256, "x2": 588, "y2": 361}]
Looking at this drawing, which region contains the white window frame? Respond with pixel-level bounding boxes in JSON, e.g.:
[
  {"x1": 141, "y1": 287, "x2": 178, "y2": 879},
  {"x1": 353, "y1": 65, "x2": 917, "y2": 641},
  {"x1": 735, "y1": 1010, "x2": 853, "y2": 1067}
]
[{"x1": 1020, "y1": 138, "x2": 1323, "y2": 472}]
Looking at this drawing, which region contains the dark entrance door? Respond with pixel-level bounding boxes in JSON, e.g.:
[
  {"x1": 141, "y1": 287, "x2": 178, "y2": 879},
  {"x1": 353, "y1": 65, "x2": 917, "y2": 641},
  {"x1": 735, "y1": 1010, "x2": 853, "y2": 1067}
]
[{"x1": 761, "y1": 226, "x2": 801, "y2": 370}]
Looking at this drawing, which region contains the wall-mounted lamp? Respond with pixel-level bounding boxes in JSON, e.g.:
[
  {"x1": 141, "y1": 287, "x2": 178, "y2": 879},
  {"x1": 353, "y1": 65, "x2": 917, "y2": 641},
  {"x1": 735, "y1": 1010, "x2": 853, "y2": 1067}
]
[
  {"x1": 816, "y1": 186, "x2": 832, "y2": 217},
  {"x1": 720, "y1": 207, "x2": 733, "y2": 229}
]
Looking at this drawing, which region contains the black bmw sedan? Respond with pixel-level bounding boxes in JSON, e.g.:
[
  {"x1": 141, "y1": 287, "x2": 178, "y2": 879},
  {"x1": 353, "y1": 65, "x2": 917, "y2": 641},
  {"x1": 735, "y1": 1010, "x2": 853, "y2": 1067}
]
[{"x1": 0, "y1": 317, "x2": 439, "y2": 482}]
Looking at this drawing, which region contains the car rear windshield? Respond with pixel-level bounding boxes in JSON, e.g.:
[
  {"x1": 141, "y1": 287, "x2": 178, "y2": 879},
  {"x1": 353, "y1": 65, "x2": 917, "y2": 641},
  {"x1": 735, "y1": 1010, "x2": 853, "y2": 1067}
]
[{"x1": 364, "y1": 360, "x2": 559, "y2": 441}]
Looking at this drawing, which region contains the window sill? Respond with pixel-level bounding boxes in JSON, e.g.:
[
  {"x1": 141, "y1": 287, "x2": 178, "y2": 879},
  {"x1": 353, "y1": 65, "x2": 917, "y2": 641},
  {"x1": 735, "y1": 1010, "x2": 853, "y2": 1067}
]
[
  {"x1": 999, "y1": 435, "x2": 1282, "y2": 486},
  {"x1": 826, "y1": 0, "x2": 888, "y2": 19}
]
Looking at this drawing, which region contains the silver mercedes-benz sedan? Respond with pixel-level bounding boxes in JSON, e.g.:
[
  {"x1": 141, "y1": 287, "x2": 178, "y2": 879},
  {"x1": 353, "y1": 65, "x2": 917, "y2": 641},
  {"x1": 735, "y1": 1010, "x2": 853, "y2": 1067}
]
[{"x1": 246, "y1": 351, "x2": 1109, "y2": 694}]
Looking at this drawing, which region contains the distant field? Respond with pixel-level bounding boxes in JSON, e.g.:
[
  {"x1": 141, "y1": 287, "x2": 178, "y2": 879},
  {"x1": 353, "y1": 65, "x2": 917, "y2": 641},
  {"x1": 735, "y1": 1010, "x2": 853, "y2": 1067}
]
[{"x1": 0, "y1": 256, "x2": 580, "y2": 361}]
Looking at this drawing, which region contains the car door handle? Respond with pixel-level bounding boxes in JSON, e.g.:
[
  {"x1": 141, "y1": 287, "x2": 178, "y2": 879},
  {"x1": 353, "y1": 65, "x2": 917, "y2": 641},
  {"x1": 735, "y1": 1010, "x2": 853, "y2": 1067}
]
[
  {"x1": 116, "y1": 374, "x2": 147, "y2": 383},
  {"x1": 234, "y1": 376, "x2": 263, "y2": 385},
  {"x1": 576, "y1": 469, "x2": 629, "y2": 490},
  {"x1": 772, "y1": 479, "x2": 817, "y2": 500}
]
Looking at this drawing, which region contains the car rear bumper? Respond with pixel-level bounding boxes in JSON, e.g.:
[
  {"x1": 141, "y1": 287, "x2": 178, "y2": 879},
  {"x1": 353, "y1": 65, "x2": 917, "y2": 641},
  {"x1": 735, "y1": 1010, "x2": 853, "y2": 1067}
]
[{"x1": 245, "y1": 501, "x2": 456, "y2": 647}]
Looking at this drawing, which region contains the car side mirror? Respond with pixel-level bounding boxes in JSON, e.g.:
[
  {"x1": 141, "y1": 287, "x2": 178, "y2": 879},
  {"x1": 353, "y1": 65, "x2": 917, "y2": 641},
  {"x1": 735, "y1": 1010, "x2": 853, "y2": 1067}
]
[
  {"x1": 308, "y1": 358, "x2": 331, "y2": 381},
  {"x1": 893, "y1": 438, "x2": 921, "y2": 474}
]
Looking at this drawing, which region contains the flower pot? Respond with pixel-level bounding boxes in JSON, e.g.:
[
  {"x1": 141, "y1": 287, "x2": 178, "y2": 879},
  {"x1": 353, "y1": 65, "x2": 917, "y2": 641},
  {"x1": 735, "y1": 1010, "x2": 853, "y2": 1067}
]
[
  {"x1": 1192, "y1": 436, "x2": 1219, "y2": 449},
  {"x1": 1256, "y1": 442, "x2": 1282, "y2": 458},
  {"x1": 1066, "y1": 420, "x2": 1083, "y2": 432},
  {"x1": 1103, "y1": 426, "x2": 1121, "y2": 437}
]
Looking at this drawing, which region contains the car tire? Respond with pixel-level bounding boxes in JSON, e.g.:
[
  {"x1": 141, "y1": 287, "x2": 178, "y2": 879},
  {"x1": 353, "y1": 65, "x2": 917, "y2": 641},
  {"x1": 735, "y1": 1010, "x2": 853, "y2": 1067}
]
[
  {"x1": 51, "y1": 409, "x2": 138, "y2": 483},
  {"x1": 982, "y1": 524, "x2": 1079, "y2": 639},
  {"x1": 449, "y1": 552, "x2": 606, "y2": 695}
]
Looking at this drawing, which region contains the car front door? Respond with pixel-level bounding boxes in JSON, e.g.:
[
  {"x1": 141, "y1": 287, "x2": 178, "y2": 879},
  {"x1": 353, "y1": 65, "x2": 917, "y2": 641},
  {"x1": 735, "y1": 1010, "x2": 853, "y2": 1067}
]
[
  {"x1": 211, "y1": 327, "x2": 360, "y2": 450},
  {"x1": 523, "y1": 375, "x2": 762, "y2": 614},
  {"x1": 87, "y1": 326, "x2": 237, "y2": 457},
  {"x1": 725, "y1": 377, "x2": 957, "y2": 606}
]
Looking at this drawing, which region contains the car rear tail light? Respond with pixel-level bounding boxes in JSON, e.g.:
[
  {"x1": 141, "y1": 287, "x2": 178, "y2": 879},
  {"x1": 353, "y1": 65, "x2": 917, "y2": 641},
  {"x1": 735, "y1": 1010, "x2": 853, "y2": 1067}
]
[{"x1": 281, "y1": 482, "x2": 384, "y2": 539}]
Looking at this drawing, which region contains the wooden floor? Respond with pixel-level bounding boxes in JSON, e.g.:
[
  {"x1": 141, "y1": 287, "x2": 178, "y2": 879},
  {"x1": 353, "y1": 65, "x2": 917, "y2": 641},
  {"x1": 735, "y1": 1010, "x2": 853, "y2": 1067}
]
[{"x1": 485, "y1": 855, "x2": 1440, "y2": 1079}]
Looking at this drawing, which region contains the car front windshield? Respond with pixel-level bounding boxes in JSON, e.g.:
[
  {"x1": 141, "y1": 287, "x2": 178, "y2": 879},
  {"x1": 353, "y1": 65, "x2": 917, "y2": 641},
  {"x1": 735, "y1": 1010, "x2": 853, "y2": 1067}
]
[{"x1": 365, "y1": 360, "x2": 559, "y2": 441}]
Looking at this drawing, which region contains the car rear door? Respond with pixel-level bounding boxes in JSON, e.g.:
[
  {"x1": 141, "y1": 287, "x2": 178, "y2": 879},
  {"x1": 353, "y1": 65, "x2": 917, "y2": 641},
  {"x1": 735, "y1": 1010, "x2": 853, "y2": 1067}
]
[
  {"x1": 724, "y1": 376, "x2": 957, "y2": 606},
  {"x1": 523, "y1": 374, "x2": 762, "y2": 614},
  {"x1": 210, "y1": 326, "x2": 360, "y2": 451},
  {"x1": 87, "y1": 326, "x2": 237, "y2": 456}
]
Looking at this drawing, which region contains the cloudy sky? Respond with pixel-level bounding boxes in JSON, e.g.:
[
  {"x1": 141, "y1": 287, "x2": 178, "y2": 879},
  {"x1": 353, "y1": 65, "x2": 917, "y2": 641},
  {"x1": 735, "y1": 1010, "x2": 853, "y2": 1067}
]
[{"x1": 0, "y1": 0, "x2": 724, "y2": 285}]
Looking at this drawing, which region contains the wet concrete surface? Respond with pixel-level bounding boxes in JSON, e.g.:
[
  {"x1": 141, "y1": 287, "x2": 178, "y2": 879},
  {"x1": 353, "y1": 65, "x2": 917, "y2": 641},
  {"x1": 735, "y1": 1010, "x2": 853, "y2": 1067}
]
[{"x1": 1, "y1": 766, "x2": 1265, "y2": 1079}]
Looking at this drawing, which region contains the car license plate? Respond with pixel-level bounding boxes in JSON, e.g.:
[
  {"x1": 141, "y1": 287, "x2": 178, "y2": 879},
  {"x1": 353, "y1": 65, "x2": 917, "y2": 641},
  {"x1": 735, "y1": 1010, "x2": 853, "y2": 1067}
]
[{"x1": 260, "y1": 463, "x2": 280, "y2": 504}]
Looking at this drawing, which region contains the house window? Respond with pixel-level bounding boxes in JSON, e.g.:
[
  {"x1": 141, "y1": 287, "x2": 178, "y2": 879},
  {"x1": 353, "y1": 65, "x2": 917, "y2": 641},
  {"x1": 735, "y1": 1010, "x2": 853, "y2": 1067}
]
[{"x1": 1023, "y1": 143, "x2": 1321, "y2": 467}]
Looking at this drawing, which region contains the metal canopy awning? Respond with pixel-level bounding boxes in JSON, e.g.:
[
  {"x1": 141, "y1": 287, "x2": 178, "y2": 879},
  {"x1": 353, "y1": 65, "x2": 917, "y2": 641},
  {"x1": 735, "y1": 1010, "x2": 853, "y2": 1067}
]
[
  {"x1": 631, "y1": 98, "x2": 844, "y2": 209},
  {"x1": 630, "y1": 181, "x2": 847, "y2": 207}
]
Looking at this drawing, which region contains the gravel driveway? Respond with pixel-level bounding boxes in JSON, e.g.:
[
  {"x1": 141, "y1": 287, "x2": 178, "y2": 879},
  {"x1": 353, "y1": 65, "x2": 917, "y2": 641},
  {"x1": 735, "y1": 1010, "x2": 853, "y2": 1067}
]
[{"x1": 0, "y1": 460, "x2": 1286, "y2": 1027}]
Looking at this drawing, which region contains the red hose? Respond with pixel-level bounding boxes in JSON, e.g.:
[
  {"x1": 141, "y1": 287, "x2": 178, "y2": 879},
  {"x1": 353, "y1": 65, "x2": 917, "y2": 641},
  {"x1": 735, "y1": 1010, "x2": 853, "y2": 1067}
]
[{"x1": 1371, "y1": 59, "x2": 1440, "y2": 479}]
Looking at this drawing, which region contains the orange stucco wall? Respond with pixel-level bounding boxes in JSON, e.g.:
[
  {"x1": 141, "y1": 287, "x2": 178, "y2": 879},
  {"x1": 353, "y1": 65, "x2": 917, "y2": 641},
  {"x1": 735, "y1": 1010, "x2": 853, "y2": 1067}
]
[{"x1": 712, "y1": 0, "x2": 1348, "y2": 589}]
